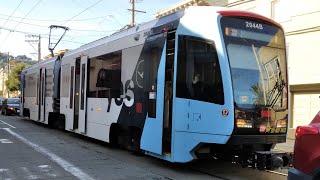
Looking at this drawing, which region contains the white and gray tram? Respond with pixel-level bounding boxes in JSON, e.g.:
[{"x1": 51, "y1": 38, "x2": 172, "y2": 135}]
[{"x1": 21, "y1": 7, "x2": 289, "y2": 168}]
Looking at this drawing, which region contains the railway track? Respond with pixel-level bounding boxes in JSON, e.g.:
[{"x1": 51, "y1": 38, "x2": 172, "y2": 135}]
[{"x1": 189, "y1": 159, "x2": 289, "y2": 180}]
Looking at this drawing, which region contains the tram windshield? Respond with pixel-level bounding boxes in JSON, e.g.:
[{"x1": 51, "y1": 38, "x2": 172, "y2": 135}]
[{"x1": 221, "y1": 17, "x2": 287, "y2": 110}]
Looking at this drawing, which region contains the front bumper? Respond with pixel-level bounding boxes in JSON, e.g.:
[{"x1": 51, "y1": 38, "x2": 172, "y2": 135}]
[{"x1": 288, "y1": 168, "x2": 312, "y2": 180}]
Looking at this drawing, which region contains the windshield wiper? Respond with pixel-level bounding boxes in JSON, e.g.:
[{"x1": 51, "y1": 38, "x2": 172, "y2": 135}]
[
  {"x1": 266, "y1": 60, "x2": 286, "y2": 109},
  {"x1": 267, "y1": 78, "x2": 286, "y2": 108}
]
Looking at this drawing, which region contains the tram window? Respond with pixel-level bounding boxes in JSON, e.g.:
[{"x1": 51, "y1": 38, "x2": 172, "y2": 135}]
[
  {"x1": 61, "y1": 64, "x2": 70, "y2": 97},
  {"x1": 88, "y1": 51, "x2": 121, "y2": 98},
  {"x1": 80, "y1": 64, "x2": 85, "y2": 110},
  {"x1": 45, "y1": 69, "x2": 54, "y2": 97},
  {"x1": 140, "y1": 34, "x2": 165, "y2": 118},
  {"x1": 41, "y1": 72, "x2": 45, "y2": 105},
  {"x1": 25, "y1": 73, "x2": 37, "y2": 97},
  {"x1": 176, "y1": 35, "x2": 224, "y2": 104}
]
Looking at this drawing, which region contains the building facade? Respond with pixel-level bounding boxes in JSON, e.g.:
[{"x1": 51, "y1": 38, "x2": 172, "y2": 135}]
[
  {"x1": 0, "y1": 66, "x2": 9, "y2": 98},
  {"x1": 156, "y1": 0, "x2": 228, "y2": 18}
]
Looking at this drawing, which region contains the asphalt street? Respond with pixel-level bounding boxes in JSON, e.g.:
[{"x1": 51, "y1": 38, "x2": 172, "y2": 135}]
[{"x1": 0, "y1": 115, "x2": 287, "y2": 180}]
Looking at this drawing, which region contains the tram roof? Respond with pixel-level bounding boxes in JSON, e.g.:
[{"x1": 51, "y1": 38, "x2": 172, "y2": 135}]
[
  {"x1": 22, "y1": 56, "x2": 57, "y2": 73},
  {"x1": 63, "y1": 10, "x2": 185, "y2": 57}
]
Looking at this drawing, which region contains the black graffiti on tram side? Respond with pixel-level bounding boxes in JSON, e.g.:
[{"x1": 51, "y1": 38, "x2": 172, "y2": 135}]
[{"x1": 106, "y1": 79, "x2": 135, "y2": 112}]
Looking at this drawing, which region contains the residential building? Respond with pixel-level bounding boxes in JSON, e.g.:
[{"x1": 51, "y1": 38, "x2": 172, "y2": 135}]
[
  {"x1": 0, "y1": 66, "x2": 9, "y2": 98},
  {"x1": 156, "y1": 0, "x2": 227, "y2": 18}
]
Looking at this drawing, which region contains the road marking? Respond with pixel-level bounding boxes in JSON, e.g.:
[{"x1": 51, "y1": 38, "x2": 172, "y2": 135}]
[
  {"x1": 3, "y1": 128, "x2": 94, "y2": 180},
  {"x1": 0, "y1": 139, "x2": 13, "y2": 143},
  {"x1": 38, "y1": 165, "x2": 57, "y2": 178},
  {"x1": 0, "y1": 168, "x2": 14, "y2": 180},
  {"x1": 21, "y1": 167, "x2": 40, "y2": 180},
  {"x1": 0, "y1": 120, "x2": 16, "y2": 128},
  {"x1": 0, "y1": 168, "x2": 9, "y2": 172}
]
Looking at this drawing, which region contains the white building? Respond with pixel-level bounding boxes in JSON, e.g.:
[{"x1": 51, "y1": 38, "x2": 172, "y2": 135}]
[{"x1": 0, "y1": 66, "x2": 9, "y2": 98}]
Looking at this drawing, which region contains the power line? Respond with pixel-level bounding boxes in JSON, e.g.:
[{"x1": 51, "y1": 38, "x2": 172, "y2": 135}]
[
  {"x1": 0, "y1": 25, "x2": 84, "y2": 45},
  {"x1": 63, "y1": 0, "x2": 104, "y2": 25},
  {"x1": 2, "y1": 0, "x2": 24, "y2": 27},
  {"x1": 0, "y1": 22, "x2": 120, "y2": 45},
  {"x1": 0, "y1": 17, "x2": 48, "y2": 28},
  {"x1": 0, "y1": 0, "x2": 43, "y2": 48},
  {"x1": 0, "y1": 17, "x2": 118, "y2": 33},
  {"x1": 0, "y1": 0, "x2": 25, "y2": 51},
  {"x1": 0, "y1": 13, "x2": 115, "y2": 22},
  {"x1": 12, "y1": 0, "x2": 43, "y2": 30},
  {"x1": 68, "y1": 0, "x2": 121, "y2": 38},
  {"x1": 97, "y1": 14, "x2": 123, "y2": 28}
]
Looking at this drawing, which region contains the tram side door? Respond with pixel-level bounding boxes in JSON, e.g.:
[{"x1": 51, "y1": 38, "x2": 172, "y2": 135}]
[
  {"x1": 73, "y1": 58, "x2": 81, "y2": 130},
  {"x1": 38, "y1": 68, "x2": 46, "y2": 122},
  {"x1": 141, "y1": 32, "x2": 174, "y2": 155},
  {"x1": 162, "y1": 31, "x2": 175, "y2": 154},
  {"x1": 78, "y1": 56, "x2": 88, "y2": 133}
]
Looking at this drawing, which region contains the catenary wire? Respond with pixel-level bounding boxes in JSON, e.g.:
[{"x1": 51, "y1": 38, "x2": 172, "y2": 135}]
[
  {"x1": 1, "y1": 0, "x2": 24, "y2": 27},
  {"x1": 0, "y1": 0, "x2": 43, "y2": 48},
  {"x1": 63, "y1": 0, "x2": 104, "y2": 25}
]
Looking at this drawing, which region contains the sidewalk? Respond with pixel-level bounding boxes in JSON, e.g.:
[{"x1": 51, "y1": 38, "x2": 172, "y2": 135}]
[{"x1": 273, "y1": 138, "x2": 294, "y2": 153}]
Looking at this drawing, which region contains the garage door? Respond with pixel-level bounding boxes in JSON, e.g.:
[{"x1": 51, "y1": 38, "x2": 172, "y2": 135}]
[{"x1": 293, "y1": 93, "x2": 320, "y2": 128}]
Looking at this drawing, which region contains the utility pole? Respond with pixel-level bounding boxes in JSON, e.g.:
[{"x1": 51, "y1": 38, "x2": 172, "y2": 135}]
[
  {"x1": 128, "y1": 0, "x2": 146, "y2": 27},
  {"x1": 7, "y1": 52, "x2": 9, "y2": 98},
  {"x1": 1, "y1": 68, "x2": 4, "y2": 97},
  {"x1": 131, "y1": 0, "x2": 135, "y2": 26},
  {"x1": 25, "y1": 34, "x2": 41, "y2": 61},
  {"x1": 38, "y1": 34, "x2": 41, "y2": 62}
]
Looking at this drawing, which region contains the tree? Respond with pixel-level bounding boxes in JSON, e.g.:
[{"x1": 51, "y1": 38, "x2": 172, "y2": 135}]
[{"x1": 5, "y1": 62, "x2": 28, "y2": 93}]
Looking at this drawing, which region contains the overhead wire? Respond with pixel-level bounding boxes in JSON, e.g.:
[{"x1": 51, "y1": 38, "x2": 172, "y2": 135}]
[
  {"x1": 66, "y1": 0, "x2": 107, "y2": 42},
  {"x1": 0, "y1": 0, "x2": 43, "y2": 49},
  {"x1": 0, "y1": 25, "x2": 85, "y2": 45},
  {"x1": 0, "y1": 17, "x2": 118, "y2": 33},
  {"x1": 63, "y1": 0, "x2": 104, "y2": 25},
  {"x1": 0, "y1": 13, "x2": 114, "y2": 22},
  {"x1": 12, "y1": 0, "x2": 43, "y2": 30},
  {"x1": 1, "y1": 0, "x2": 24, "y2": 27},
  {"x1": 0, "y1": 0, "x2": 25, "y2": 50},
  {"x1": 0, "y1": 0, "x2": 126, "y2": 54}
]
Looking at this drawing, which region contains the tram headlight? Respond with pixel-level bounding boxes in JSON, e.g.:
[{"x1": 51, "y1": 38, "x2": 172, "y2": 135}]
[{"x1": 236, "y1": 119, "x2": 253, "y2": 128}]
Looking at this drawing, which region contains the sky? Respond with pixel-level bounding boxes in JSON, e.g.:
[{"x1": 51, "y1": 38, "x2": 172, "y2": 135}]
[{"x1": 0, "y1": 0, "x2": 181, "y2": 59}]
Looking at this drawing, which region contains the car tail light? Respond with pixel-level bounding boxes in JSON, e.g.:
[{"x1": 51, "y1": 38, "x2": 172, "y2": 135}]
[{"x1": 295, "y1": 126, "x2": 319, "y2": 138}]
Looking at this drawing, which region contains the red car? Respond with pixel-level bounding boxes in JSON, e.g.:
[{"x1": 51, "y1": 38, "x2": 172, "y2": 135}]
[{"x1": 288, "y1": 111, "x2": 320, "y2": 179}]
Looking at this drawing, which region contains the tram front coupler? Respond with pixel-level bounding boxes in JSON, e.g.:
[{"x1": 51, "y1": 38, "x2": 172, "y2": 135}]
[
  {"x1": 232, "y1": 150, "x2": 292, "y2": 170},
  {"x1": 254, "y1": 151, "x2": 292, "y2": 170},
  {"x1": 238, "y1": 150, "x2": 292, "y2": 170}
]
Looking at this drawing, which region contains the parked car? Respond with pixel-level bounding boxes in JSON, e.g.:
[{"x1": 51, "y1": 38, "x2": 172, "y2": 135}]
[
  {"x1": 288, "y1": 111, "x2": 320, "y2": 180},
  {"x1": 1, "y1": 98, "x2": 21, "y2": 115}
]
